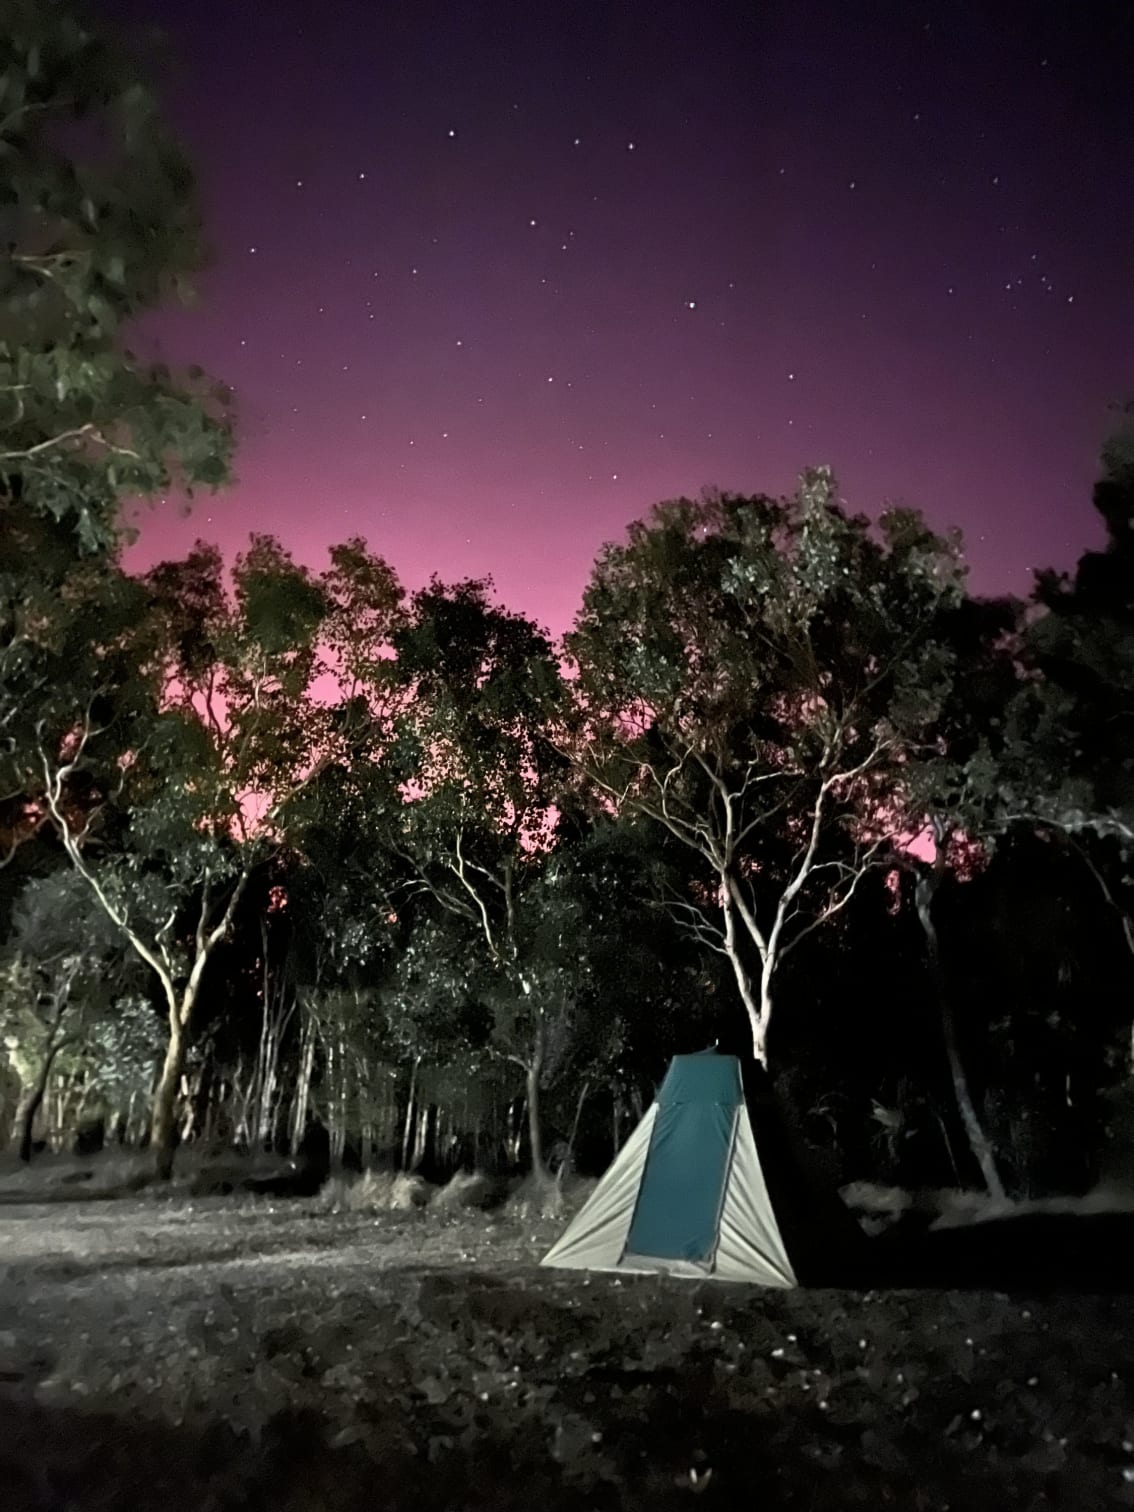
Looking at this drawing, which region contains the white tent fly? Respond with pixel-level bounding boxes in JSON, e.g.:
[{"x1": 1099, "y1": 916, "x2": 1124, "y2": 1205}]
[{"x1": 541, "y1": 1049, "x2": 800, "y2": 1286}]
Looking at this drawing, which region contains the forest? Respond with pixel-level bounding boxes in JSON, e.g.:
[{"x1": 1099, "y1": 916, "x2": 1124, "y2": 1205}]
[{"x1": 2, "y1": 4, "x2": 1133, "y2": 1218}]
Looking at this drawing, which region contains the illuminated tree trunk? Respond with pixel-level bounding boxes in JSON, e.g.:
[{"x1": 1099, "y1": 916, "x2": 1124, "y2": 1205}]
[
  {"x1": 16, "y1": 1039, "x2": 66, "y2": 1163},
  {"x1": 402, "y1": 1055, "x2": 420, "y2": 1170},
  {"x1": 721, "y1": 879, "x2": 770, "y2": 1065},
  {"x1": 151, "y1": 1019, "x2": 187, "y2": 1182},
  {"x1": 290, "y1": 1010, "x2": 317, "y2": 1155}
]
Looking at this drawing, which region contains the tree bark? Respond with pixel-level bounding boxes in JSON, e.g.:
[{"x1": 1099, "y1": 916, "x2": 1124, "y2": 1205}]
[
  {"x1": 290, "y1": 1012, "x2": 317, "y2": 1154},
  {"x1": 915, "y1": 856, "x2": 1006, "y2": 1200},
  {"x1": 525, "y1": 1001, "x2": 549, "y2": 1181},
  {"x1": 16, "y1": 1040, "x2": 65, "y2": 1163},
  {"x1": 151, "y1": 1019, "x2": 188, "y2": 1182},
  {"x1": 557, "y1": 1078, "x2": 590, "y2": 1186},
  {"x1": 526, "y1": 1061, "x2": 546, "y2": 1180},
  {"x1": 401, "y1": 1055, "x2": 420, "y2": 1171},
  {"x1": 721, "y1": 879, "x2": 770, "y2": 1064}
]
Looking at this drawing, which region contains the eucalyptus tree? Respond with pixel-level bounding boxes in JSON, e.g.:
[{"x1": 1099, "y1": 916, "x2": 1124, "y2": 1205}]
[
  {"x1": 279, "y1": 757, "x2": 412, "y2": 1160},
  {"x1": 921, "y1": 417, "x2": 1134, "y2": 1076},
  {"x1": 1, "y1": 0, "x2": 233, "y2": 873},
  {"x1": 890, "y1": 594, "x2": 1023, "y2": 1196},
  {"x1": 267, "y1": 541, "x2": 408, "y2": 1155},
  {"x1": 0, "y1": 0, "x2": 233, "y2": 552},
  {"x1": 885, "y1": 417, "x2": 1134, "y2": 1189},
  {"x1": 1010, "y1": 416, "x2": 1134, "y2": 896},
  {"x1": 567, "y1": 468, "x2": 968, "y2": 1068},
  {"x1": 379, "y1": 579, "x2": 570, "y2": 1177},
  {"x1": 23, "y1": 538, "x2": 335, "y2": 1177}
]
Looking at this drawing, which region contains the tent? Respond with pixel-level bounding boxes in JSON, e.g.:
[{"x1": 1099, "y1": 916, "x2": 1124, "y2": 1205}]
[{"x1": 541, "y1": 1048, "x2": 868, "y2": 1286}]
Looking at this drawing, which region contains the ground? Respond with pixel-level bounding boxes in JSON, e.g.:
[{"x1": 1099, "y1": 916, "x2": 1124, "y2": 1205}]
[{"x1": 3, "y1": 1156, "x2": 1134, "y2": 1510}]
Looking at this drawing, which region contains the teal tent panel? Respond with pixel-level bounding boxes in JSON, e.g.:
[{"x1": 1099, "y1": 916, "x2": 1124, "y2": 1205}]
[
  {"x1": 624, "y1": 1099, "x2": 737, "y2": 1262},
  {"x1": 659, "y1": 1051, "x2": 745, "y2": 1107}
]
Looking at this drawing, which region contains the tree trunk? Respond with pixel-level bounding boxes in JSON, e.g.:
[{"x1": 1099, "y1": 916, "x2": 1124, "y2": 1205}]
[
  {"x1": 252, "y1": 949, "x2": 294, "y2": 1150},
  {"x1": 525, "y1": 1003, "x2": 548, "y2": 1181},
  {"x1": 290, "y1": 1012, "x2": 317, "y2": 1154},
  {"x1": 151, "y1": 1019, "x2": 188, "y2": 1182},
  {"x1": 401, "y1": 1056, "x2": 420, "y2": 1171},
  {"x1": 557, "y1": 1079, "x2": 590, "y2": 1186},
  {"x1": 525, "y1": 1062, "x2": 546, "y2": 1179},
  {"x1": 755, "y1": 964, "x2": 776, "y2": 1066},
  {"x1": 915, "y1": 863, "x2": 1006, "y2": 1200},
  {"x1": 17, "y1": 1041, "x2": 64, "y2": 1163},
  {"x1": 336, "y1": 1034, "x2": 350, "y2": 1164},
  {"x1": 721, "y1": 879, "x2": 770, "y2": 1064}
]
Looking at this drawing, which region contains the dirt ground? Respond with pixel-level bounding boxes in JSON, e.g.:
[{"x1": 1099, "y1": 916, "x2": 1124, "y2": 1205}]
[{"x1": 4, "y1": 1157, "x2": 1134, "y2": 1510}]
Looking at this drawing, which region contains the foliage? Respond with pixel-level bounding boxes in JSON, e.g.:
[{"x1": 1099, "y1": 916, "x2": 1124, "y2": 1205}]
[
  {"x1": 359, "y1": 579, "x2": 572, "y2": 1170},
  {"x1": 0, "y1": 516, "x2": 155, "y2": 866},
  {"x1": 73, "y1": 990, "x2": 163, "y2": 1111},
  {"x1": 0, "y1": 0, "x2": 234, "y2": 553},
  {"x1": 567, "y1": 468, "x2": 967, "y2": 1062},
  {"x1": 8, "y1": 535, "x2": 354, "y2": 1174},
  {"x1": 0, "y1": 868, "x2": 140, "y2": 1143}
]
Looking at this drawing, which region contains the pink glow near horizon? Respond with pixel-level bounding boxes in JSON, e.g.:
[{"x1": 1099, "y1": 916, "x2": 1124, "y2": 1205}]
[{"x1": 104, "y1": 0, "x2": 1128, "y2": 640}]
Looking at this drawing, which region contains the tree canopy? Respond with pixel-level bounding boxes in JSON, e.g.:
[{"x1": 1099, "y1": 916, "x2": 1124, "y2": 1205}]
[
  {"x1": 0, "y1": 0, "x2": 234, "y2": 553},
  {"x1": 567, "y1": 467, "x2": 967, "y2": 1064}
]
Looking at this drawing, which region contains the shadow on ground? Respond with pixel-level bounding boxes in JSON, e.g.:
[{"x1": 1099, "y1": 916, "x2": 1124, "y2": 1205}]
[
  {"x1": 0, "y1": 1356, "x2": 1108, "y2": 1512},
  {"x1": 877, "y1": 1209, "x2": 1134, "y2": 1293}
]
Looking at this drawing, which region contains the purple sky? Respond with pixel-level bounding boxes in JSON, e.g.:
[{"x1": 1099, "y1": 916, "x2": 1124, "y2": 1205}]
[{"x1": 111, "y1": 0, "x2": 1133, "y2": 635}]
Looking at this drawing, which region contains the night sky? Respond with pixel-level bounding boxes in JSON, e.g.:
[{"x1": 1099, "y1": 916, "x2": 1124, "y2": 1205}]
[{"x1": 108, "y1": 0, "x2": 1133, "y2": 635}]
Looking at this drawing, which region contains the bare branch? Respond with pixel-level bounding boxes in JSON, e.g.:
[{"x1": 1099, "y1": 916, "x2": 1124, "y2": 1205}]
[
  {"x1": 661, "y1": 892, "x2": 729, "y2": 956},
  {"x1": 0, "y1": 422, "x2": 141, "y2": 465},
  {"x1": 780, "y1": 838, "x2": 890, "y2": 958},
  {"x1": 38, "y1": 729, "x2": 178, "y2": 1020}
]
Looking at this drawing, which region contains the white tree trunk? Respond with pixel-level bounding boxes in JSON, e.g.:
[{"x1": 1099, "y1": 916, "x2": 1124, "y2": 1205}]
[
  {"x1": 290, "y1": 1013, "x2": 317, "y2": 1154},
  {"x1": 721, "y1": 879, "x2": 770, "y2": 1064},
  {"x1": 401, "y1": 1056, "x2": 421, "y2": 1170}
]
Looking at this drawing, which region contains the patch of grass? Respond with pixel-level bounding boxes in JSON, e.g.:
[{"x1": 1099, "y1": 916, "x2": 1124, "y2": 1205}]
[{"x1": 316, "y1": 1169, "x2": 433, "y2": 1214}]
